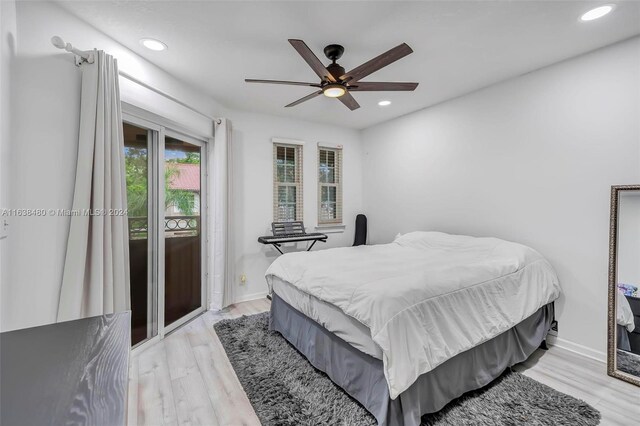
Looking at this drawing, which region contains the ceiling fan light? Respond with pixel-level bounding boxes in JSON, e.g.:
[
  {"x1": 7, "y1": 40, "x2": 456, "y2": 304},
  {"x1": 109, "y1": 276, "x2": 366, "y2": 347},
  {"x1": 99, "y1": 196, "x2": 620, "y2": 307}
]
[{"x1": 323, "y1": 84, "x2": 346, "y2": 98}]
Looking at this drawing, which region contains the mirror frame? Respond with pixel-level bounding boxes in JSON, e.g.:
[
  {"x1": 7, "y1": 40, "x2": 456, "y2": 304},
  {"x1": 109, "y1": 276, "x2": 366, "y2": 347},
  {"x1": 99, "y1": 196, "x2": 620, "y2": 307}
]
[{"x1": 607, "y1": 184, "x2": 640, "y2": 387}]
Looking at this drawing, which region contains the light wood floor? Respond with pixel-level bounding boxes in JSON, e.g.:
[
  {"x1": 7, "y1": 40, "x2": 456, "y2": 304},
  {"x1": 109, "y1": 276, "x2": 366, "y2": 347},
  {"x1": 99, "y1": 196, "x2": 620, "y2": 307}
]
[{"x1": 128, "y1": 299, "x2": 640, "y2": 426}]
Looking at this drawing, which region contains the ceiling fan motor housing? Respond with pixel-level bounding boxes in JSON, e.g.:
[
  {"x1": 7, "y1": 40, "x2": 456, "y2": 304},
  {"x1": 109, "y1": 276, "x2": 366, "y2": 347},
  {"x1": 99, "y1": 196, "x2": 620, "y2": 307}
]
[{"x1": 326, "y1": 63, "x2": 346, "y2": 82}]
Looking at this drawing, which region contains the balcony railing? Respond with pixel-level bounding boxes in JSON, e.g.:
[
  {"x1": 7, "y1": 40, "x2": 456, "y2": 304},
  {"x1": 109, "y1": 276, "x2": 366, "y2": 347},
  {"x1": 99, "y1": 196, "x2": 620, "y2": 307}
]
[{"x1": 128, "y1": 216, "x2": 200, "y2": 240}]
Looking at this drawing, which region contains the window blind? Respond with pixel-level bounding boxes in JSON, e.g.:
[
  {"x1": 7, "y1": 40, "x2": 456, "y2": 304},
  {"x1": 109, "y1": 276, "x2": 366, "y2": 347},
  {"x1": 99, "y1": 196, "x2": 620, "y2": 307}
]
[
  {"x1": 273, "y1": 143, "x2": 303, "y2": 222},
  {"x1": 318, "y1": 146, "x2": 342, "y2": 225}
]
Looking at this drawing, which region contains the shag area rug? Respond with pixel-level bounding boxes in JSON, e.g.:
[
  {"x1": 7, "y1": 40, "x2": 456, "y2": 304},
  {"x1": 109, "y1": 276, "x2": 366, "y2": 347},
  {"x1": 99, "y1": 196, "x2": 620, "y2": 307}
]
[
  {"x1": 214, "y1": 313, "x2": 601, "y2": 426},
  {"x1": 617, "y1": 349, "x2": 640, "y2": 377}
]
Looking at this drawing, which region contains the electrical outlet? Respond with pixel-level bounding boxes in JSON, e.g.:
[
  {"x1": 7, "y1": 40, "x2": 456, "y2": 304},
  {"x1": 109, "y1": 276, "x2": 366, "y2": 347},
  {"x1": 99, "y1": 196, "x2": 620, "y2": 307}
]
[{"x1": 240, "y1": 273, "x2": 247, "y2": 285}]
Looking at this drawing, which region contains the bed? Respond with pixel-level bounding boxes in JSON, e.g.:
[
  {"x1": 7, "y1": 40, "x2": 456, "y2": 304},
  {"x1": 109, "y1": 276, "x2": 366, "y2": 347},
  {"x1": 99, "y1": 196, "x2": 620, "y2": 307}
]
[{"x1": 265, "y1": 231, "x2": 561, "y2": 426}]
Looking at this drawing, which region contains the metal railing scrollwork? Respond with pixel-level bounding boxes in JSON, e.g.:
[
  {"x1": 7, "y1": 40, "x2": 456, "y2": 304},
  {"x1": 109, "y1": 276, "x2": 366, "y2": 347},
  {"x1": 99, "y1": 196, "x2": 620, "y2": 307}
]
[{"x1": 128, "y1": 216, "x2": 200, "y2": 240}]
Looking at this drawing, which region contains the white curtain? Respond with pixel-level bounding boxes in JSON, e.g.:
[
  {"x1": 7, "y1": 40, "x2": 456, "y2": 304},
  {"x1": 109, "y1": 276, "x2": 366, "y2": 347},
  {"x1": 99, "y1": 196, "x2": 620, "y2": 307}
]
[
  {"x1": 58, "y1": 50, "x2": 130, "y2": 322},
  {"x1": 211, "y1": 118, "x2": 234, "y2": 309}
]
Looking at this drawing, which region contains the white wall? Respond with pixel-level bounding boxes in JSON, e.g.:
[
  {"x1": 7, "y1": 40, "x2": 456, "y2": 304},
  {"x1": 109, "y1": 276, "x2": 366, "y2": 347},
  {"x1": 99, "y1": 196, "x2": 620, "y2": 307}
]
[
  {"x1": 223, "y1": 109, "x2": 363, "y2": 304},
  {"x1": 2, "y1": 1, "x2": 223, "y2": 331},
  {"x1": 618, "y1": 191, "x2": 640, "y2": 286},
  {"x1": 361, "y1": 36, "x2": 640, "y2": 358},
  {"x1": 0, "y1": 0, "x2": 17, "y2": 328}
]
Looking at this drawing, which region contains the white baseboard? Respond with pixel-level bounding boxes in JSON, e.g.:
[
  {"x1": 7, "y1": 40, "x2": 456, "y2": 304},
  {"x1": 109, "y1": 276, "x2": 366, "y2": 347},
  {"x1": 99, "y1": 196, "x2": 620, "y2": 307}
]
[
  {"x1": 547, "y1": 335, "x2": 606, "y2": 364},
  {"x1": 233, "y1": 291, "x2": 269, "y2": 304}
]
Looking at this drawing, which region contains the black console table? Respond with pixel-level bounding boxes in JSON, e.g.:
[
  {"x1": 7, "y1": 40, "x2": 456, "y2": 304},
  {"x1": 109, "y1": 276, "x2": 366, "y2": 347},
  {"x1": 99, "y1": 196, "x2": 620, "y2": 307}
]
[{"x1": 0, "y1": 312, "x2": 131, "y2": 426}]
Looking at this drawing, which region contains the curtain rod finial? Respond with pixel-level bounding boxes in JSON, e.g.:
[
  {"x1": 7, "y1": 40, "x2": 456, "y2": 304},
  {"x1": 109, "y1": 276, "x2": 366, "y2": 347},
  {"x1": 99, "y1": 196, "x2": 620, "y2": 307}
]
[{"x1": 51, "y1": 36, "x2": 66, "y2": 49}]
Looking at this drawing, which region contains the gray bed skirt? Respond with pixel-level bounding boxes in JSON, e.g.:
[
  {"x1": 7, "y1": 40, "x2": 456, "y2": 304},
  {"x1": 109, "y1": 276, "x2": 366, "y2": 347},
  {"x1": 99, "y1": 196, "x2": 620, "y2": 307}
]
[{"x1": 269, "y1": 293, "x2": 554, "y2": 426}]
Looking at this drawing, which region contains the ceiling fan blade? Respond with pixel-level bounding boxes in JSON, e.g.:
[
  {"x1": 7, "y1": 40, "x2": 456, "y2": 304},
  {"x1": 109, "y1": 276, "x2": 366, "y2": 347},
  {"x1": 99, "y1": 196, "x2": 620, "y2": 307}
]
[
  {"x1": 342, "y1": 43, "x2": 413, "y2": 83},
  {"x1": 245, "y1": 79, "x2": 321, "y2": 87},
  {"x1": 285, "y1": 90, "x2": 323, "y2": 108},
  {"x1": 338, "y1": 92, "x2": 360, "y2": 111},
  {"x1": 349, "y1": 82, "x2": 418, "y2": 91},
  {"x1": 288, "y1": 39, "x2": 336, "y2": 83}
]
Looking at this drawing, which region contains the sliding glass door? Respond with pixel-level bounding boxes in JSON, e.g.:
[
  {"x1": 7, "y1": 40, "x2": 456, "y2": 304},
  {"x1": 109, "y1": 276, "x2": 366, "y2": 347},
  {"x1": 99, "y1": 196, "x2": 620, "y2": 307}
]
[
  {"x1": 124, "y1": 115, "x2": 207, "y2": 347},
  {"x1": 124, "y1": 122, "x2": 157, "y2": 346},
  {"x1": 163, "y1": 132, "x2": 205, "y2": 330}
]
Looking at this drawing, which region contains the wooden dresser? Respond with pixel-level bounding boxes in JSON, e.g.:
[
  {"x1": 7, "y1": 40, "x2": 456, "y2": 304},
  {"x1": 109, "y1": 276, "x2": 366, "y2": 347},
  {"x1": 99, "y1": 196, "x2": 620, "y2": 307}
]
[{"x1": 0, "y1": 312, "x2": 130, "y2": 426}]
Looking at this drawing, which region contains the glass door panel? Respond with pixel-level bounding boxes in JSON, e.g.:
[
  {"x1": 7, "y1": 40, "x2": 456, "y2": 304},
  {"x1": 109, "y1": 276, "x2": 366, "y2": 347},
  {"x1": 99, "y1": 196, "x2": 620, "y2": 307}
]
[
  {"x1": 164, "y1": 135, "x2": 203, "y2": 327},
  {"x1": 123, "y1": 122, "x2": 157, "y2": 346}
]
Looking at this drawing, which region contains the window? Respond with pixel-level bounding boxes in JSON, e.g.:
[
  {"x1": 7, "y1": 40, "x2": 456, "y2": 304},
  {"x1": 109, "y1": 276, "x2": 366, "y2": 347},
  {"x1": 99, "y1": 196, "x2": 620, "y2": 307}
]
[
  {"x1": 273, "y1": 142, "x2": 303, "y2": 222},
  {"x1": 318, "y1": 146, "x2": 342, "y2": 225}
]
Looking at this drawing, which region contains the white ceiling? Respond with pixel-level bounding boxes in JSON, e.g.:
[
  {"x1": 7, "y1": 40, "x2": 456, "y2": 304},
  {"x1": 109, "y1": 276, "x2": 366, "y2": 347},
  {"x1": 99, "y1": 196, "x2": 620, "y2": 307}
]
[{"x1": 56, "y1": 1, "x2": 640, "y2": 129}]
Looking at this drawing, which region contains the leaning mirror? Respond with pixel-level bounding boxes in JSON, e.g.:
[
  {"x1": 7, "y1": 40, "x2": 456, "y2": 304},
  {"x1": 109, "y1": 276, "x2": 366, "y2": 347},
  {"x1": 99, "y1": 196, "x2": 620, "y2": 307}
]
[{"x1": 608, "y1": 185, "x2": 640, "y2": 386}]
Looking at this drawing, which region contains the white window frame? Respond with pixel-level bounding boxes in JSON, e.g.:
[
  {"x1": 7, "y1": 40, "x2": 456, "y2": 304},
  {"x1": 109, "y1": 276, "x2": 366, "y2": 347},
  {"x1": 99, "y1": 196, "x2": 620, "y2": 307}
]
[
  {"x1": 317, "y1": 144, "x2": 343, "y2": 225},
  {"x1": 272, "y1": 138, "x2": 304, "y2": 222}
]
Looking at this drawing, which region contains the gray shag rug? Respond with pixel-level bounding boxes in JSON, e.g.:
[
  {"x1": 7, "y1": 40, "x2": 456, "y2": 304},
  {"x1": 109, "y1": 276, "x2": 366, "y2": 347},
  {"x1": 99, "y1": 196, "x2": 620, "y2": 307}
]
[
  {"x1": 617, "y1": 349, "x2": 640, "y2": 377},
  {"x1": 214, "y1": 313, "x2": 601, "y2": 426}
]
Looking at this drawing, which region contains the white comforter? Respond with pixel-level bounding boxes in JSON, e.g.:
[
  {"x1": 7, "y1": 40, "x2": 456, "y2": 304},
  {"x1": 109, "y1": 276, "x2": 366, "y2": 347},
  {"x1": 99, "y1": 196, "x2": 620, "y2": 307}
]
[
  {"x1": 265, "y1": 231, "x2": 561, "y2": 399},
  {"x1": 618, "y1": 289, "x2": 636, "y2": 332}
]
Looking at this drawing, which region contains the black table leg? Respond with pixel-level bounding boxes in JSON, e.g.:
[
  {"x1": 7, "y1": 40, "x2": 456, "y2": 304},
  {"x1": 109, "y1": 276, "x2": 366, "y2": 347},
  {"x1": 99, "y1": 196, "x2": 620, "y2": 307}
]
[{"x1": 307, "y1": 240, "x2": 318, "y2": 251}]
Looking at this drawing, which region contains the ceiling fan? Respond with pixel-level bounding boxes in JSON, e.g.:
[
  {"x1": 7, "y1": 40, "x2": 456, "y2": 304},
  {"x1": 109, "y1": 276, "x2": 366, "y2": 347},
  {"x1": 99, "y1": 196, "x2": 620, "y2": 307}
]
[{"x1": 245, "y1": 39, "x2": 419, "y2": 111}]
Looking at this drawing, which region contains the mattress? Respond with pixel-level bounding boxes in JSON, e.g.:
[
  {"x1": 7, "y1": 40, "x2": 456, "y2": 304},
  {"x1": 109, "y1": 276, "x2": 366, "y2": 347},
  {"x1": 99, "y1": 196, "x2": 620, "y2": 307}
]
[{"x1": 272, "y1": 276, "x2": 383, "y2": 359}]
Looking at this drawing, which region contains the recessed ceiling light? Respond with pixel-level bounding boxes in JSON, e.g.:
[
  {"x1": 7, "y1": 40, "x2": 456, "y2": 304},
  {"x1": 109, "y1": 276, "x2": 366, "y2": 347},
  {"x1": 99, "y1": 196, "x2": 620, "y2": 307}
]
[
  {"x1": 580, "y1": 5, "x2": 614, "y2": 21},
  {"x1": 140, "y1": 38, "x2": 167, "y2": 51},
  {"x1": 378, "y1": 100, "x2": 391, "y2": 106}
]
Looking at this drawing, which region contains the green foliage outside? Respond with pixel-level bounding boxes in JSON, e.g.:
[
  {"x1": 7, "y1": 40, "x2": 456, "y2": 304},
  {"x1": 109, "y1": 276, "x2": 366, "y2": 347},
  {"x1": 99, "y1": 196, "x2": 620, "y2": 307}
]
[
  {"x1": 178, "y1": 152, "x2": 200, "y2": 164},
  {"x1": 125, "y1": 147, "x2": 200, "y2": 218}
]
